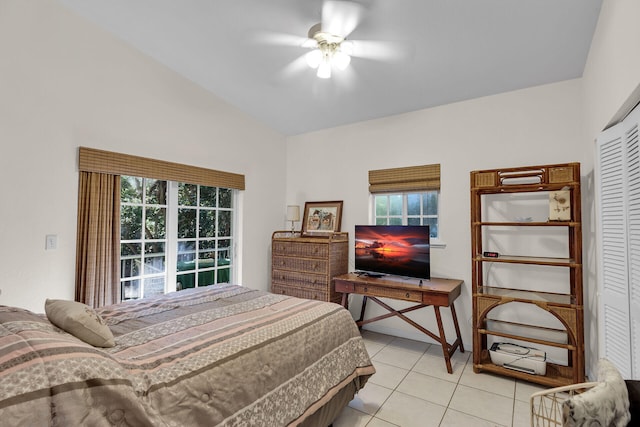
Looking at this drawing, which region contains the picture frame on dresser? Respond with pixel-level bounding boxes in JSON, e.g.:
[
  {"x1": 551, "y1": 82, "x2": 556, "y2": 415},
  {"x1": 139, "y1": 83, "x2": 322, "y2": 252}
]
[{"x1": 301, "y1": 200, "x2": 343, "y2": 236}]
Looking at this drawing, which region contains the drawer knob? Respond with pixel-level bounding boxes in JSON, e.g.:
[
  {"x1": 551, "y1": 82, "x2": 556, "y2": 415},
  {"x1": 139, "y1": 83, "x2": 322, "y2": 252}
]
[
  {"x1": 405, "y1": 292, "x2": 410, "y2": 298},
  {"x1": 364, "y1": 287, "x2": 368, "y2": 292}
]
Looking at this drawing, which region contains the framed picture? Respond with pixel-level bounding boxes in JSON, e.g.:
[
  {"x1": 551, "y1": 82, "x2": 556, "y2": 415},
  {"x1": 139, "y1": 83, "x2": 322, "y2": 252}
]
[{"x1": 301, "y1": 201, "x2": 343, "y2": 236}]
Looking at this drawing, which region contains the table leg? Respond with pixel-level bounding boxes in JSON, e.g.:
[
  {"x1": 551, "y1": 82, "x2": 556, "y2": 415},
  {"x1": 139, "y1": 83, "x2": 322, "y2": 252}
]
[
  {"x1": 450, "y1": 302, "x2": 464, "y2": 353},
  {"x1": 357, "y1": 296, "x2": 368, "y2": 323},
  {"x1": 434, "y1": 306, "x2": 453, "y2": 374},
  {"x1": 341, "y1": 292, "x2": 348, "y2": 309}
]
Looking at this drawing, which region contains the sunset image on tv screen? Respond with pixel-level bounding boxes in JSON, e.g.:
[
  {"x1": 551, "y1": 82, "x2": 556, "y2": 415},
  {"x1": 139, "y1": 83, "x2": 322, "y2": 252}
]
[{"x1": 355, "y1": 225, "x2": 430, "y2": 279}]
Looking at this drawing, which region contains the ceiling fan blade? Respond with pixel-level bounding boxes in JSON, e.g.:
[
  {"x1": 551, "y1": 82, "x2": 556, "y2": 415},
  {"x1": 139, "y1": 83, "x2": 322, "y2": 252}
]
[
  {"x1": 321, "y1": 0, "x2": 364, "y2": 37},
  {"x1": 280, "y1": 53, "x2": 312, "y2": 79},
  {"x1": 349, "y1": 39, "x2": 415, "y2": 62},
  {"x1": 249, "y1": 30, "x2": 310, "y2": 48}
]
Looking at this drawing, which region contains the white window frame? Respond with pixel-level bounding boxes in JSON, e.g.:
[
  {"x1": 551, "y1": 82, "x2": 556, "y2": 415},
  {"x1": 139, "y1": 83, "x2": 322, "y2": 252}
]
[
  {"x1": 370, "y1": 190, "x2": 445, "y2": 248},
  {"x1": 120, "y1": 176, "x2": 238, "y2": 300}
]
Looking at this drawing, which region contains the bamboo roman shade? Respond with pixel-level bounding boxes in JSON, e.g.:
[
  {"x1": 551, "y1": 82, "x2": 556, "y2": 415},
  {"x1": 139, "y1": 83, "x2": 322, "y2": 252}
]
[
  {"x1": 369, "y1": 164, "x2": 440, "y2": 193},
  {"x1": 79, "y1": 147, "x2": 245, "y2": 190}
]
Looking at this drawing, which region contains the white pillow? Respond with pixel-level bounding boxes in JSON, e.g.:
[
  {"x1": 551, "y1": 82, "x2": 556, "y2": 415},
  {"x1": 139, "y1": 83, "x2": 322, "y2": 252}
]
[
  {"x1": 563, "y1": 358, "x2": 631, "y2": 427},
  {"x1": 45, "y1": 299, "x2": 115, "y2": 348}
]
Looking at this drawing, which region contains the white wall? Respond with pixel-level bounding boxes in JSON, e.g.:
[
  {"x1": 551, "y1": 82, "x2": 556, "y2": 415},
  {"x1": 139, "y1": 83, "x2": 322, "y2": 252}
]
[
  {"x1": 286, "y1": 79, "x2": 587, "y2": 353},
  {"x1": 0, "y1": 0, "x2": 287, "y2": 312}
]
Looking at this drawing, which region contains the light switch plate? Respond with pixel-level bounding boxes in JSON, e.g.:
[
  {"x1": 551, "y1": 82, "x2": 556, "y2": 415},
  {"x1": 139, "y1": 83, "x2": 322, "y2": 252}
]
[{"x1": 45, "y1": 234, "x2": 57, "y2": 250}]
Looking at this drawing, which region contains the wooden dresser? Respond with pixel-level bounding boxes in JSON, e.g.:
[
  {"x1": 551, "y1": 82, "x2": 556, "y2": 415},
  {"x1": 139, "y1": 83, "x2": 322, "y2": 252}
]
[{"x1": 271, "y1": 231, "x2": 348, "y2": 303}]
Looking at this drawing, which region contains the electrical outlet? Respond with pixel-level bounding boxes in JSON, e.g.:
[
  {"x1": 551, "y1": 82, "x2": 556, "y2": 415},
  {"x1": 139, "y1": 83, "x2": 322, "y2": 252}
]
[{"x1": 45, "y1": 234, "x2": 57, "y2": 250}]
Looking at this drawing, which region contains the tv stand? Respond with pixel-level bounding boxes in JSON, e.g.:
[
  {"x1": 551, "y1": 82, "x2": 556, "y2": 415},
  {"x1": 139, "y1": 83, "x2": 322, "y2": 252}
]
[{"x1": 333, "y1": 273, "x2": 464, "y2": 374}]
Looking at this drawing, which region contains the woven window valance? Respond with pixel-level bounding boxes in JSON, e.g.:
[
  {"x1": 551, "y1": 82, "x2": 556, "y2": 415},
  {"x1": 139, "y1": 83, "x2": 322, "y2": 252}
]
[
  {"x1": 369, "y1": 164, "x2": 440, "y2": 193},
  {"x1": 78, "y1": 147, "x2": 245, "y2": 190}
]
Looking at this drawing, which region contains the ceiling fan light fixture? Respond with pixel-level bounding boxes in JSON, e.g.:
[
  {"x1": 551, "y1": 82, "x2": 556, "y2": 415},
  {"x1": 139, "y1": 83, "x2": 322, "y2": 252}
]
[
  {"x1": 333, "y1": 50, "x2": 351, "y2": 70},
  {"x1": 305, "y1": 23, "x2": 350, "y2": 78},
  {"x1": 317, "y1": 59, "x2": 332, "y2": 79},
  {"x1": 306, "y1": 49, "x2": 323, "y2": 68}
]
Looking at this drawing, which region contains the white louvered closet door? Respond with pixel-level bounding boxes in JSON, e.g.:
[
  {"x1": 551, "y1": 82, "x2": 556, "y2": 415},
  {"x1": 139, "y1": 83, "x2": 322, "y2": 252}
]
[{"x1": 596, "y1": 104, "x2": 640, "y2": 380}]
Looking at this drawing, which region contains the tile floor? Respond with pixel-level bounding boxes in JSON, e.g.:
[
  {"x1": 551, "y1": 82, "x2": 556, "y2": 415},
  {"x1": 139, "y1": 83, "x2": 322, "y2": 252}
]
[{"x1": 333, "y1": 331, "x2": 548, "y2": 427}]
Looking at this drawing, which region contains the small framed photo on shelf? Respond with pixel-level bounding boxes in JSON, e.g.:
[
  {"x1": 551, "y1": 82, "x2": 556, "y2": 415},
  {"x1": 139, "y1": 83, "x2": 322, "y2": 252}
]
[{"x1": 301, "y1": 201, "x2": 343, "y2": 236}]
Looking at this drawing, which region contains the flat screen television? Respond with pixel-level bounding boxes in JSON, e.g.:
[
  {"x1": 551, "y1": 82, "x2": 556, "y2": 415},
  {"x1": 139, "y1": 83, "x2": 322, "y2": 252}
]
[{"x1": 354, "y1": 225, "x2": 430, "y2": 279}]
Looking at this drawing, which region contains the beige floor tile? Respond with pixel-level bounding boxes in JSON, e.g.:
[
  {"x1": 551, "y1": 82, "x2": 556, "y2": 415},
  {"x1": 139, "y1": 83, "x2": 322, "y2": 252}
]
[
  {"x1": 373, "y1": 345, "x2": 423, "y2": 370},
  {"x1": 332, "y1": 406, "x2": 372, "y2": 427},
  {"x1": 515, "y1": 379, "x2": 548, "y2": 402},
  {"x1": 348, "y1": 382, "x2": 394, "y2": 416},
  {"x1": 412, "y1": 352, "x2": 465, "y2": 382},
  {"x1": 369, "y1": 361, "x2": 409, "y2": 389},
  {"x1": 448, "y1": 384, "x2": 514, "y2": 426},
  {"x1": 425, "y1": 343, "x2": 470, "y2": 363},
  {"x1": 440, "y1": 408, "x2": 508, "y2": 427},
  {"x1": 364, "y1": 341, "x2": 387, "y2": 358},
  {"x1": 396, "y1": 371, "x2": 457, "y2": 407},
  {"x1": 459, "y1": 364, "x2": 516, "y2": 399},
  {"x1": 365, "y1": 417, "x2": 400, "y2": 427},
  {"x1": 387, "y1": 336, "x2": 431, "y2": 354},
  {"x1": 513, "y1": 399, "x2": 533, "y2": 427},
  {"x1": 341, "y1": 333, "x2": 539, "y2": 427},
  {"x1": 375, "y1": 391, "x2": 446, "y2": 427},
  {"x1": 361, "y1": 330, "x2": 397, "y2": 346}
]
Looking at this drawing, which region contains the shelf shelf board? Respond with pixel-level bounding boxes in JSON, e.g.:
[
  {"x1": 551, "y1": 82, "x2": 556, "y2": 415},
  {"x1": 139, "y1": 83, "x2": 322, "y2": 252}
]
[
  {"x1": 475, "y1": 286, "x2": 576, "y2": 306},
  {"x1": 476, "y1": 350, "x2": 575, "y2": 387},
  {"x1": 472, "y1": 221, "x2": 579, "y2": 227},
  {"x1": 473, "y1": 254, "x2": 579, "y2": 267}
]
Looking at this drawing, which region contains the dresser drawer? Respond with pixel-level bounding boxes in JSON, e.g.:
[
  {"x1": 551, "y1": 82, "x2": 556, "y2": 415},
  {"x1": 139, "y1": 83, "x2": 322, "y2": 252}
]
[
  {"x1": 272, "y1": 269, "x2": 327, "y2": 288},
  {"x1": 354, "y1": 283, "x2": 423, "y2": 303},
  {"x1": 272, "y1": 241, "x2": 328, "y2": 258},
  {"x1": 272, "y1": 256, "x2": 328, "y2": 274},
  {"x1": 271, "y1": 283, "x2": 329, "y2": 301}
]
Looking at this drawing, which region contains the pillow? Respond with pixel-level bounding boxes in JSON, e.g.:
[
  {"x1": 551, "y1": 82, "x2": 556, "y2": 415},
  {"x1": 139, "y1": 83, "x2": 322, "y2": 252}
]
[
  {"x1": 45, "y1": 299, "x2": 115, "y2": 347},
  {"x1": 563, "y1": 358, "x2": 631, "y2": 427}
]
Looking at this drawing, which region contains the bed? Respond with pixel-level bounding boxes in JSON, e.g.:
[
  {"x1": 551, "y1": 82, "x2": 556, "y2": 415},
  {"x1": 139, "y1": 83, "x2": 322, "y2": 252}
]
[{"x1": 0, "y1": 284, "x2": 375, "y2": 426}]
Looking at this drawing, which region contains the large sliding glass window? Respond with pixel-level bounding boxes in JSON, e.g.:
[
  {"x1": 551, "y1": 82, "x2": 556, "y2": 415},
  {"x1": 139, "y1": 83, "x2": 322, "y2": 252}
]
[{"x1": 120, "y1": 176, "x2": 234, "y2": 300}]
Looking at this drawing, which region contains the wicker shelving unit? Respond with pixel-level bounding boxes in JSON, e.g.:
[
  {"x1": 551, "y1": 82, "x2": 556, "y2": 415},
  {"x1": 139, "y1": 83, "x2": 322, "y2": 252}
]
[
  {"x1": 271, "y1": 231, "x2": 348, "y2": 303},
  {"x1": 470, "y1": 163, "x2": 585, "y2": 387}
]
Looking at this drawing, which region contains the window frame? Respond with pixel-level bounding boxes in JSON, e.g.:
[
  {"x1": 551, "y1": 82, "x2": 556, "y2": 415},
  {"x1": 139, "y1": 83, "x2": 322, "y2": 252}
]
[
  {"x1": 120, "y1": 176, "x2": 238, "y2": 300},
  {"x1": 370, "y1": 190, "x2": 445, "y2": 248}
]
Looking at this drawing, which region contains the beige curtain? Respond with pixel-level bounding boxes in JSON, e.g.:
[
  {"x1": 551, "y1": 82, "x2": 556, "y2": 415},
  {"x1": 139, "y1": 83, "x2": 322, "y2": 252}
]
[{"x1": 75, "y1": 172, "x2": 121, "y2": 307}]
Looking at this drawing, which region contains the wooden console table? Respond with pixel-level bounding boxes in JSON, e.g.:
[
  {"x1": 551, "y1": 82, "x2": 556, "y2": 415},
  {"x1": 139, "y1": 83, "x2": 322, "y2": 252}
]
[{"x1": 333, "y1": 273, "x2": 464, "y2": 374}]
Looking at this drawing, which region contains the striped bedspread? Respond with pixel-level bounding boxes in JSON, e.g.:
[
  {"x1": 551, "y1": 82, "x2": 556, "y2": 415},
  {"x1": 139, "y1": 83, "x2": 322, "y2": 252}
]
[{"x1": 0, "y1": 285, "x2": 374, "y2": 426}]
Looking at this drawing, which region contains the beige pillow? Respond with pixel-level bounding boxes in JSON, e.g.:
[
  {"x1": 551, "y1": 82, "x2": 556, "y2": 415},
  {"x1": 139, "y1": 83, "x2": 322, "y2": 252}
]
[{"x1": 45, "y1": 299, "x2": 115, "y2": 348}]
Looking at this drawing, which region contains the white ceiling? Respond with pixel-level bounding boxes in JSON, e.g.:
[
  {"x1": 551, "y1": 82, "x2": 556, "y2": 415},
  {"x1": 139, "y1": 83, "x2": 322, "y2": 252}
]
[{"x1": 58, "y1": 0, "x2": 602, "y2": 136}]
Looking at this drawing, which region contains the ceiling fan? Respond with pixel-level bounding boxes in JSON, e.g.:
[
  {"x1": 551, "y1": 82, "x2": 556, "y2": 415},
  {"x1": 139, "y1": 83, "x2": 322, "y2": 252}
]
[{"x1": 258, "y1": 1, "x2": 408, "y2": 80}]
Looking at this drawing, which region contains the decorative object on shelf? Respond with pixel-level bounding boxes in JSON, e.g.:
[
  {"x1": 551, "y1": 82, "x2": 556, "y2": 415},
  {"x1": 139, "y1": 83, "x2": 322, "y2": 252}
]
[
  {"x1": 301, "y1": 200, "x2": 343, "y2": 236},
  {"x1": 549, "y1": 189, "x2": 571, "y2": 221},
  {"x1": 286, "y1": 205, "x2": 300, "y2": 234}
]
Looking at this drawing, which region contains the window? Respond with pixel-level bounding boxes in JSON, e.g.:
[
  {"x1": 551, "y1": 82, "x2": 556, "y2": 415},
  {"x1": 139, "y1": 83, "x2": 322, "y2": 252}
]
[
  {"x1": 369, "y1": 164, "x2": 441, "y2": 240},
  {"x1": 373, "y1": 191, "x2": 439, "y2": 238},
  {"x1": 120, "y1": 176, "x2": 235, "y2": 300},
  {"x1": 76, "y1": 147, "x2": 245, "y2": 307}
]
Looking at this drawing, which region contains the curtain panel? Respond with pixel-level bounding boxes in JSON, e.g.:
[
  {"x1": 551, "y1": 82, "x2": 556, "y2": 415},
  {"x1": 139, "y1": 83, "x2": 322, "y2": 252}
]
[{"x1": 75, "y1": 172, "x2": 121, "y2": 308}]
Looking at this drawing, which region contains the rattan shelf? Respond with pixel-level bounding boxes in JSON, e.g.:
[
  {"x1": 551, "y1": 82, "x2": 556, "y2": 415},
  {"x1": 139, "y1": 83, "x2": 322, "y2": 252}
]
[{"x1": 470, "y1": 163, "x2": 585, "y2": 387}]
